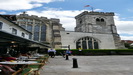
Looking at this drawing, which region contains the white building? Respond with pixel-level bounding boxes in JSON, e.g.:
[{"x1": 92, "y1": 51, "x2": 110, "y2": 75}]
[
  {"x1": 0, "y1": 15, "x2": 49, "y2": 54},
  {"x1": 0, "y1": 15, "x2": 31, "y2": 39}
]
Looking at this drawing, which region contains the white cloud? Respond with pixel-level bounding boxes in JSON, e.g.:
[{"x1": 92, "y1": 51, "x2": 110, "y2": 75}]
[
  {"x1": 114, "y1": 15, "x2": 133, "y2": 40},
  {"x1": 94, "y1": 9, "x2": 103, "y2": 11},
  {"x1": 0, "y1": 11, "x2": 6, "y2": 14},
  {"x1": 127, "y1": 8, "x2": 133, "y2": 12},
  {"x1": 25, "y1": 8, "x2": 103, "y2": 31},
  {"x1": 26, "y1": 9, "x2": 84, "y2": 31},
  {"x1": 29, "y1": 0, "x2": 64, "y2": 3},
  {"x1": 120, "y1": 36, "x2": 133, "y2": 40},
  {"x1": 115, "y1": 15, "x2": 133, "y2": 34},
  {"x1": 0, "y1": 0, "x2": 64, "y2": 11}
]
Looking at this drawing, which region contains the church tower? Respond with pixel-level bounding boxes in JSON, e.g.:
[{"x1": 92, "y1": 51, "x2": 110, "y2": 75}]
[
  {"x1": 75, "y1": 11, "x2": 125, "y2": 49},
  {"x1": 75, "y1": 11, "x2": 117, "y2": 34}
]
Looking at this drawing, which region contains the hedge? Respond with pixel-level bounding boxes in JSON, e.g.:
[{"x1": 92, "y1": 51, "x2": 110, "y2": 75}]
[{"x1": 55, "y1": 49, "x2": 133, "y2": 55}]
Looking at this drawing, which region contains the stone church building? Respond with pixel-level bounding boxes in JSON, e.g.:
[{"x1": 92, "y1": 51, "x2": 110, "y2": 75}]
[
  {"x1": 60, "y1": 11, "x2": 125, "y2": 49},
  {"x1": 1, "y1": 11, "x2": 125, "y2": 49}
]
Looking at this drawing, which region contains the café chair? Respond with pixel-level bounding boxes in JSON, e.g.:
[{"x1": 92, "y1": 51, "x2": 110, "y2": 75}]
[
  {"x1": 12, "y1": 67, "x2": 33, "y2": 75},
  {"x1": 27, "y1": 63, "x2": 45, "y2": 75}
]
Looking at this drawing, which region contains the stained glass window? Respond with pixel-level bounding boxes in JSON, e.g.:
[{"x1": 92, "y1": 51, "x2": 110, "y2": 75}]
[
  {"x1": 27, "y1": 25, "x2": 32, "y2": 32},
  {"x1": 20, "y1": 25, "x2": 26, "y2": 29},
  {"x1": 40, "y1": 25, "x2": 46, "y2": 41},
  {"x1": 34, "y1": 25, "x2": 40, "y2": 41},
  {"x1": 76, "y1": 37, "x2": 99, "y2": 49}
]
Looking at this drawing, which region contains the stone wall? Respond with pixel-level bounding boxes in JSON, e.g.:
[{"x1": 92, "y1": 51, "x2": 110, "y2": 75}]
[{"x1": 60, "y1": 31, "x2": 116, "y2": 49}]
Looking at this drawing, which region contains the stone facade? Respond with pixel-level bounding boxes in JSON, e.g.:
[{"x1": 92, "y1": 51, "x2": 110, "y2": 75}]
[
  {"x1": 2, "y1": 11, "x2": 125, "y2": 49},
  {"x1": 60, "y1": 11, "x2": 125, "y2": 49},
  {"x1": 60, "y1": 31, "x2": 116, "y2": 49},
  {"x1": 14, "y1": 12, "x2": 64, "y2": 48}
]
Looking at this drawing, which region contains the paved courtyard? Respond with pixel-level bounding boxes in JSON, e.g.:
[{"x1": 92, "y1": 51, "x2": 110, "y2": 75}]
[{"x1": 40, "y1": 55, "x2": 133, "y2": 75}]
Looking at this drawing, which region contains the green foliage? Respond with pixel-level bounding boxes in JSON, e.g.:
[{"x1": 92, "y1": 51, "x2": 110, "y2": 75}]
[
  {"x1": 55, "y1": 49, "x2": 133, "y2": 55},
  {"x1": 124, "y1": 43, "x2": 130, "y2": 48}
]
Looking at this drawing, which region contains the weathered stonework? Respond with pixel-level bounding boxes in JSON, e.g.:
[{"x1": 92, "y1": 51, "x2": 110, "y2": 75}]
[
  {"x1": 61, "y1": 11, "x2": 125, "y2": 49},
  {"x1": 15, "y1": 13, "x2": 64, "y2": 48}
]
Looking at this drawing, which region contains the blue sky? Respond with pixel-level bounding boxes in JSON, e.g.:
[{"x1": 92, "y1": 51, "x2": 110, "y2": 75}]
[{"x1": 0, "y1": 0, "x2": 133, "y2": 40}]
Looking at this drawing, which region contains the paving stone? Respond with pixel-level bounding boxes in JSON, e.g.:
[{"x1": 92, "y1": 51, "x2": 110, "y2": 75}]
[{"x1": 40, "y1": 56, "x2": 133, "y2": 75}]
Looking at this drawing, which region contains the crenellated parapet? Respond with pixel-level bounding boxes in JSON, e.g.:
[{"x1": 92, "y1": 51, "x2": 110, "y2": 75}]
[{"x1": 75, "y1": 11, "x2": 114, "y2": 19}]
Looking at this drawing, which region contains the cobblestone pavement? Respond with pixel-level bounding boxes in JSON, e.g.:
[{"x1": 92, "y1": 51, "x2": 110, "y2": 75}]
[{"x1": 40, "y1": 55, "x2": 133, "y2": 75}]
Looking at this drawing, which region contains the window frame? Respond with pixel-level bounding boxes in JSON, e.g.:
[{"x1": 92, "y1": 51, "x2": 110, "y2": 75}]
[
  {"x1": 0, "y1": 22, "x2": 3, "y2": 29},
  {"x1": 12, "y1": 28, "x2": 17, "y2": 35}
]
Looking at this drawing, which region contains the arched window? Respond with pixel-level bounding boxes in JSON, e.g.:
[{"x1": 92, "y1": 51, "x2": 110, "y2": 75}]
[
  {"x1": 27, "y1": 25, "x2": 32, "y2": 32},
  {"x1": 76, "y1": 37, "x2": 99, "y2": 49},
  {"x1": 96, "y1": 18, "x2": 100, "y2": 22},
  {"x1": 101, "y1": 18, "x2": 104, "y2": 22},
  {"x1": 34, "y1": 25, "x2": 40, "y2": 41},
  {"x1": 0, "y1": 22, "x2": 3, "y2": 29},
  {"x1": 41, "y1": 24, "x2": 46, "y2": 41},
  {"x1": 80, "y1": 20, "x2": 82, "y2": 24},
  {"x1": 96, "y1": 18, "x2": 106, "y2": 25},
  {"x1": 20, "y1": 25, "x2": 26, "y2": 29}
]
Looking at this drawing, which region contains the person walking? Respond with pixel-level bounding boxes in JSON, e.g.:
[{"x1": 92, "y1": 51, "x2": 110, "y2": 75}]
[
  {"x1": 78, "y1": 48, "x2": 83, "y2": 55},
  {"x1": 48, "y1": 48, "x2": 56, "y2": 58},
  {"x1": 65, "y1": 49, "x2": 71, "y2": 56}
]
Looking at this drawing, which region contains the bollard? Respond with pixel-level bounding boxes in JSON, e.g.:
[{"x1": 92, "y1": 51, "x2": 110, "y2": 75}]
[
  {"x1": 72, "y1": 58, "x2": 78, "y2": 68},
  {"x1": 66, "y1": 54, "x2": 69, "y2": 60}
]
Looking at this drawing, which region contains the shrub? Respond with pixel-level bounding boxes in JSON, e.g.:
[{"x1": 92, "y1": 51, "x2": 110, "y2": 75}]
[{"x1": 55, "y1": 49, "x2": 133, "y2": 55}]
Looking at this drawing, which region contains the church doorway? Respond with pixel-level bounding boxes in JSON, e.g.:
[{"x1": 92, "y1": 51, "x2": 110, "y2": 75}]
[{"x1": 76, "y1": 37, "x2": 99, "y2": 49}]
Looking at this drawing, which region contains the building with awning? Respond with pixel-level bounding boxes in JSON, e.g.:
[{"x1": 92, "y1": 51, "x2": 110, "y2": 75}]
[{"x1": 0, "y1": 15, "x2": 50, "y2": 55}]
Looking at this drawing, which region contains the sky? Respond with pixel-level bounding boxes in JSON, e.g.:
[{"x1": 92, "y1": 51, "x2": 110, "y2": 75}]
[{"x1": 0, "y1": 0, "x2": 133, "y2": 40}]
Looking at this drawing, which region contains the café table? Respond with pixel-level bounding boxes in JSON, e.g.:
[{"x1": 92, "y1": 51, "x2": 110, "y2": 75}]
[
  {"x1": 0, "y1": 61, "x2": 37, "y2": 65},
  {"x1": 36, "y1": 54, "x2": 44, "y2": 57},
  {"x1": 0, "y1": 61, "x2": 38, "y2": 71},
  {"x1": 29, "y1": 57, "x2": 39, "y2": 59}
]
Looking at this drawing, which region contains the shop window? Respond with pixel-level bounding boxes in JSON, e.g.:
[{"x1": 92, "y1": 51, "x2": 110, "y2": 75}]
[
  {"x1": 0, "y1": 22, "x2": 3, "y2": 29},
  {"x1": 22, "y1": 32, "x2": 25, "y2": 37},
  {"x1": 12, "y1": 28, "x2": 17, "y2": 35}
]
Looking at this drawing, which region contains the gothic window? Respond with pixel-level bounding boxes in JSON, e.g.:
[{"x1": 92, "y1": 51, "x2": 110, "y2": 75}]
[
  {"x1": 0, "y1": 22, "x2": 3, "y2": 29},
  {"x1": 96, "y1": 18, "x2": 106, "y2": 25},
  {"x1": 20, "y1": 25, "x2": 26, "y2": 29},
  {"x1": 94, "y1": 42, "x2": 99, "y2": 49},
  {"x1": 76, "y1": 42, "x2": 81, "y2": 49},
  {"x1": 101, "y1": 18, "x2": 104, "y2": 22},
  {"x1": 76, "y1": 37, "x2": 99, "y2": 49},
  {"x1": 29, "y1": 34, "x2": 32, "y2": 39},
  {"x1": 96, "y1": 18, "x2": 100, "y2": 22},
  {"x1": 88, "y1": 41, "x2": 93, "y2": 49},
  {"x1": 27, "y1": 25, "x2": 32, "y2": 32},
  {"x1": 82, "y1": 41, "x2": 87, "y2": 49},
  {"x1": 34, "y1": 25, "x2": 40, "y2": 41},
  {"x1": 40, "y1": 24, "x2": 46, "y2": 41},
  {"x1": 80, "y1": 20, "x2": 82, "y2": 24}
]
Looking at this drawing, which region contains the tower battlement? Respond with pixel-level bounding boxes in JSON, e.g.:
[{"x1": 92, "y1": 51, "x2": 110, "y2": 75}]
[{"x1": 75, "y1": 11, "x2": 114, "y2": 19}]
